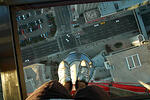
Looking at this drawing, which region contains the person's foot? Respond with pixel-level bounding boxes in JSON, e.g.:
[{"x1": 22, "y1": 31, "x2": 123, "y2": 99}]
[
  {"x1": 76, "y1": 81, "x2": 86, "y2": 91},
  {"x1": 76, "y1": 60, "x2": 90, "y2": 90},
  {"x1": 58, "y1": 61, "x2": 72, "y2": 91},
  {"x1": 78, "y1": 60, "x2": 90, "y2": 83}
]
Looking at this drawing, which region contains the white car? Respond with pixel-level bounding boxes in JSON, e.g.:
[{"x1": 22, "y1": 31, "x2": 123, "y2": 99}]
[
  {"x1": 39, "y1": 24, "x2": 42, "y2": 29},
  {"x1": 38, "y1": 19, "x2": 42, "y2": 24},
  {"x1": 25, "y1": 59, "x2": 30, "y2": 62},
  {"x1": 116, "y1": 20, "x2": 120, "y2": 23},
  {"x1": 73, "y1": 16, "x2": 77, "y2": 21},
  {"x1": 22, "y1": 15, "x2": 26, "y2": 20},
  {"x1": 66, "y1": 39, "x2": 69, "y2": 42},
  {"x1": 66, "y1": 34, "x2": 70, "y2": 37},
  {"x1": 41, "y1": 9, "x2": 44, "y2": 14},
  {"x1": 94, "y1": 24, "x2": 99, "y2": 27},
  {"x1": 48, "y1": 24, "x2": 53, "y2": 27},
  {"x1": 29, "y1": 28, "x2": 33, "y2": 32}
]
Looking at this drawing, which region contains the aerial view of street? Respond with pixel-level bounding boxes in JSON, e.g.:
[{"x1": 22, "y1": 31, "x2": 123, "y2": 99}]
[
  {"x1": 17, "y1": 4, "x2": 139, "y2": 65},
  {"x1": 15, "y1": 0, "x2": 150, "y2": 96}
]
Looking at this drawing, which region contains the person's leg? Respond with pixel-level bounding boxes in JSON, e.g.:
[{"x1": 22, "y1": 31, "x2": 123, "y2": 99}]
[
  {"x1": 26, "y1": 80, "x2": 72, "y2": 100},
  {"x1": 26, "y1": 61, "x2": 72, "y2": 100},
  {"x1": 58, "y1": 61, "x2": 73, "y2": 92},
  {"x1": 75, "y1": 60, "x2": 90, "y2": 91},
  {"x1": 74, "y1": 60, "x2": 110, "y2": 100},
  {"x1": 75, "y1": 85, "x2": 110, "y2": 100}
]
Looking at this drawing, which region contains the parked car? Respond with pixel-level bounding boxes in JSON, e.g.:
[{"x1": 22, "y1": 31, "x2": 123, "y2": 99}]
[
  {"x1": 19, "y1": 24, "x2": 28, "y2": 29},
  {"x1": 29, "y1": 22, "x2": 35, "y2": 27},
  {"x1": 21, "y1": 15, "x2": 26, "y2": 20},
  {"x1": 35, "y1": 19, "x2": 43, "y2": 25},
  {"x1": 36, "y1": 10, "x2": 42, "y2": 15},
  {"x1": 38, "y1": 24, "x2": 42, "y2": 29},
  {"x1": 26, "y1": 13, "x2": 31, "y2": 18},
  {"x1": 29, "y1": 28, "x2": 33, "y2": 33},
  {"x1": 16, "y1": 16, "x2": 21, "y2": 21}
]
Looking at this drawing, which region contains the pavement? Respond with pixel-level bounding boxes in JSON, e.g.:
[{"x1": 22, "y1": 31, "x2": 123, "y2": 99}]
[
  {"x1": 21, "y1": 39, "x2": 59, "y2": 63},
  {"x1": 54, "y1": 6, "x2": 71, "y2": 35},
  {"x1": 79, "y1": 15, "x2": 138, "y2": 45},
  {"x1": 61, "y1": 34, "x2": 77, "y2": 50}
]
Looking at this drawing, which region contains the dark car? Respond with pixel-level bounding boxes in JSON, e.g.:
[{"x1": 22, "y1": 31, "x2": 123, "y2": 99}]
[
  {"x1": 16, "y1": 16, "x2": 21, "y2": 21},
  {"x1": 35, "y1": 19, "x2": 43, "y2": 25},
  {"x1": 72, "y1": 23, "x2": 79, "y2": 28},
  {"x1": 19, "y1": 24, "x2": 28, "y2": 29},
  {"x1": 26, "y1": 13, "x2": 31, "y2": 18},
  {"x1": 36, "y1": 10, "x2": 42, "y2": 15},
  {"x1": 20, "y1": 15, "x2": 26, "y2": 20},
  {"x1": 29, "y1": 22, "x2": 35, "y2": 27}
]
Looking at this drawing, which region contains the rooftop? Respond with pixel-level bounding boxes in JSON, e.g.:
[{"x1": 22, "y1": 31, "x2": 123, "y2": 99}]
[
  {"x1": 106, "y1": 43, "x2": 150, "y2": 83},
  {"x1": 99, "y1": 0, "x2": 149, "y2": 17}
]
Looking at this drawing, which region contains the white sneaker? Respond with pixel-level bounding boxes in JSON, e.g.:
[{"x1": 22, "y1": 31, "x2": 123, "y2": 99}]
[
  {"x1": 58, "y1": 61, "x2": 71, "y2": 86},
  {"x1": 78, "y1": 60, "x2": 90, "y2": 83}
]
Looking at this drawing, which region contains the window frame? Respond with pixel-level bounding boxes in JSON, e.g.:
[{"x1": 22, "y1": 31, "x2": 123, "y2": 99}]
[{"x1": 125, "y1": 54, "x2": 141, "y2": 70}]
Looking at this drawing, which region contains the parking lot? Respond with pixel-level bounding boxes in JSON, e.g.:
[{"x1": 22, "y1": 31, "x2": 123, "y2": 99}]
[{"x1": 16, "y1": 8, "x2": 57, "y2": 47}]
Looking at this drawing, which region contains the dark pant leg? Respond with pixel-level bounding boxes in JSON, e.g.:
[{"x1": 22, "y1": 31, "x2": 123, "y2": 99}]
[
  {"x1": 26, "y1": 80, "x2": 72, "y2": 100},
  {"x1": 75, "y1": 85, "x2": 110, "y2": 100}
]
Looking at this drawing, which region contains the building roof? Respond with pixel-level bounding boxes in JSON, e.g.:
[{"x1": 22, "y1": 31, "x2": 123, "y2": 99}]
[
  {"x1": 92, "y1": 51, "x2": 105, "y2": 67},
  {"x1": 106, "y1": 44, "x2": 150, "y2": 83},
  {"x1": 99, "y1": 0, "x2": 149, "y2": 17}
]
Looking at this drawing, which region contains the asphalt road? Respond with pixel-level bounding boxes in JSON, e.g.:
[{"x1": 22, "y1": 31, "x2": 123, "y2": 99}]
[
  {"x1": 21, "y1": 40, "x2": 59, "y2": 63},
  {"x1": 61, "y1": 34, "x2": 77, "y2": 50},
  {"x1": 21, "y1": 13, "x2": 138, "y2": 65},
  {"x1": 54, "y1": 6, "x2": 71, "y2": 33},
  {"x1": 21, "y1": 47, "x2": 35, "y2": 62},
  {"x1": 80, "y1": 15, "x2": 138, "y2": 45}
]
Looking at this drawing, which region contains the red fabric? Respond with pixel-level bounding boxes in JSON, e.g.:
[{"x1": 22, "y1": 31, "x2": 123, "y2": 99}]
[
  {"x1": 88, "y1": 82, "x2": 150, "y2": 93},
  {"x1": 112, "y1": 83, "x2": 146, "y2": 92}
]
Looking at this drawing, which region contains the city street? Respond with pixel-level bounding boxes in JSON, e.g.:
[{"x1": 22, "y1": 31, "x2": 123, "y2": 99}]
[
  {"x1": 61, "y1": 34, "x2": 77, "y2": 50},
  {"x1": 54, "y1": 6, "x2": 71, "y2": 34},
  {"x1": 80, "y1": 15, "x2": 138, "y2": 45},
  {"x1": 21, "y1": 9, "x2": 140, "y2": 65},
  {"x1": 21, "y1": 14, "x2": 139, "y2": 65},
  {"x1": 21, "y1": 40, "x2": 59, "y2": 63}
]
